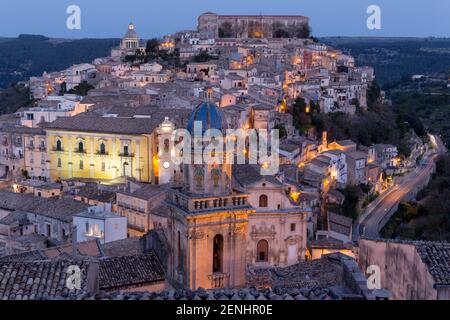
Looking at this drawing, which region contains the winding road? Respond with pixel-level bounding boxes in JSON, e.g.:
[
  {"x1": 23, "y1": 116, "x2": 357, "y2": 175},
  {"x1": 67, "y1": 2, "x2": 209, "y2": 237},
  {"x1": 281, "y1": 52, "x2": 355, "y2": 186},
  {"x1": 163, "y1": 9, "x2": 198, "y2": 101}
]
[{"x1": 355, "y1": 135, "x2": 447, "y2": 241}]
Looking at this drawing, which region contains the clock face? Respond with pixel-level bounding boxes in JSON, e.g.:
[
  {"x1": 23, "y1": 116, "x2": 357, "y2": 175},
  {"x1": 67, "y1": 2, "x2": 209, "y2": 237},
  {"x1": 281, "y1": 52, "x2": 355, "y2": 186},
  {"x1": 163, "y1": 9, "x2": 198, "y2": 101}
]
[{"x1": 163, "y1": 161, "x2": 170, "y2": 169}]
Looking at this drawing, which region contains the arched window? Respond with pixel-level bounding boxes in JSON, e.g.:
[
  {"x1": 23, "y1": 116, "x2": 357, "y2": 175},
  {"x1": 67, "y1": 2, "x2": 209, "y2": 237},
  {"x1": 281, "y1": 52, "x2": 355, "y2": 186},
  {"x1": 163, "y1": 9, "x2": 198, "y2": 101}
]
[
  {"x1": 259, "y1": 194, "x2": 268, "y2": 208},
  {"x1": 213, "y1": 234, "x2": 224, "y2": 273},
  {"x1": 257, "y1": 240, "x2": 269, "y2": 262},
  {"x1": 212, "y1": 168, "x2": 221, "y2": 187},
  {"x1": 100, "y1": 142, "x2": 106, "y2": 155},
  {"x1": 78, "y1": 141, "x2": 84, "y2": 153},
  {"x1": 164, "y1": 139, "x2": 170, "y2": 153},
  {"x1": 56, "y1": 140, "x2": 62, "y2": 151}
]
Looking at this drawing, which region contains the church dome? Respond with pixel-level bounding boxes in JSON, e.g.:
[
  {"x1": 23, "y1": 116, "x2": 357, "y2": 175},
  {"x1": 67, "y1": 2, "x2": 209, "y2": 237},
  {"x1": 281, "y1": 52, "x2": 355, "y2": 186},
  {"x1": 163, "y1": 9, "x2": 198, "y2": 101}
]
[
  {"x1": 124, "y1": 22, "x2": 139, "y2": 39},
  {"x1": 187, "y1": 101, "x2": 228, "y2": 134}
]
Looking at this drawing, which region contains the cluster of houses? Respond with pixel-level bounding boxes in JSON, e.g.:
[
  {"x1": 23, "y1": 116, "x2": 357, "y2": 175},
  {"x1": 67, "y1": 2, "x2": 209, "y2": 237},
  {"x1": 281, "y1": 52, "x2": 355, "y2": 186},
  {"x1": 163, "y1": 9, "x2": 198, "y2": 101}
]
[{"x1": 0, "y1": 14, "x2": 445, "y2": 300}]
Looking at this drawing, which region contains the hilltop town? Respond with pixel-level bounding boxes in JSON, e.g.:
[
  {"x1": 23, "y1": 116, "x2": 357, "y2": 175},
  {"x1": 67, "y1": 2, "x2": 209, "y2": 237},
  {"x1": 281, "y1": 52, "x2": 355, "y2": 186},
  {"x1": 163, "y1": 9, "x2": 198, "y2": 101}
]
[{"x1": 0, "y1": 13, "x2": 448, "y2": 301}]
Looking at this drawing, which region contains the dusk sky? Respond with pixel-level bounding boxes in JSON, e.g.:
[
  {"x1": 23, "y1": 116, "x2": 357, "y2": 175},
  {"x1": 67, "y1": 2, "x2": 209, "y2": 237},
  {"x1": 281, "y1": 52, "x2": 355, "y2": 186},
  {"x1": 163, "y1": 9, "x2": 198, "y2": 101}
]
[{"x1": 0, "y1": 0, "x2": 449, "y2": 38}]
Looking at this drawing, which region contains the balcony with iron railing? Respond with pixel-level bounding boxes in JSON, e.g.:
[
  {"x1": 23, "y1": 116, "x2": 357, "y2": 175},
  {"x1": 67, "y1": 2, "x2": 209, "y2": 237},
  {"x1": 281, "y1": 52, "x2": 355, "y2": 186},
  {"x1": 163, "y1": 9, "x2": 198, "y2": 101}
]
[
  {"x1": 51, "y1": 147, "x2": 65, "y2": 153},
  {"x1": 119, "y1": 152, "x2": 135, "y2": 158},
  {"x1": 74, "y1": 149, "x2": 87, "y2": 154}
]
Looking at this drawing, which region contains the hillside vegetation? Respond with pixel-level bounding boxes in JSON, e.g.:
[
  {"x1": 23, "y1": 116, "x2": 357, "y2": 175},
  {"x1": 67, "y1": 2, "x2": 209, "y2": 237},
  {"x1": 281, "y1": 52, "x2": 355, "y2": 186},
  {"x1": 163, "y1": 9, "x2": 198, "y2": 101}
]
[
  {"x1": 0, "y1": 83, "x2": 31, "y2": 115},
  {"x1": 321, "y1": 37, "x2": 450, "y2": 87},
  {"x1": 0, "y1": 35, "x2": 119, "y2": 88},
  {"x1": 381, "y1": 155, "x2": 450, "y2": 241}
]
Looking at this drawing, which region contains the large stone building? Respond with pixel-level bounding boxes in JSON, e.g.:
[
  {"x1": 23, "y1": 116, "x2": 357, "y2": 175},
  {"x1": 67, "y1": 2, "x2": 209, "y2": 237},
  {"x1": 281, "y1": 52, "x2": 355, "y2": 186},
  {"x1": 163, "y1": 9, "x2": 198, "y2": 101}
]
[
  {"x1": 43, "y1": 112, "x2": 183, "y2": 184},
  {"x1": 198, "y1": 12, "x2": 310, "y2": 39},
  {"x1": 150, "y1": 100, "x2": 308, "y2": 290}
]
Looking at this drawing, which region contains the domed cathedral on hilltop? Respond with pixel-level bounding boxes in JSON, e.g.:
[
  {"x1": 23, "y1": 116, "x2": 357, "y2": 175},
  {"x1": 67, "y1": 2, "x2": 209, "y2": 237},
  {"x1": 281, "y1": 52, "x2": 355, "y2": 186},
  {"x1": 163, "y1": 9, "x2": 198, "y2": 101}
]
[
  {"x1": 120, "y1": 22, "x2": 140, "y2": 50},
  {"x1": 147, "y1": 96, "x2": 310, "y2": 290},
  {"x1": 111, "y1": 22, "x2": 145, "y2": 59}
]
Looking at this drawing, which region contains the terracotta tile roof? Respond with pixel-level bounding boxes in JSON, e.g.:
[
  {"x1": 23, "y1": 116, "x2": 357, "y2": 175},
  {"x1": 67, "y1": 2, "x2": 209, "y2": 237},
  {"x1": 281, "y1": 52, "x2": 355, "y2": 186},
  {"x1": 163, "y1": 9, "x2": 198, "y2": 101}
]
[
  {"x1": 232, "y1": 164, "x2": 282, "y2": 188},
  {"x1": 346, "y1": 151, "x2": 368, "y2": 160},
  {"x1": 0, "y1": 250, "x2": 46, "y2": 263},
  {"x1": 328, "y1": 212, "x2": 353, "y2": 236},
  {"x1": 76, "y1": 186, "x2": 115, "y2": 203},
  {"x1": 102, "y1": 237, "x2": 143, "y2": 257},
  {"x1": 363, "y1": 238, "x2": 450, "y2": 287},
  {"x1": 0, "y1": 260, "x2": 91, "y2": 300},
  {"x1": 99, "y1": 252, "x2": 165, "y2": 290},
  {"x1": 1, "y1": 126, "x2": 46, "y2": 135},
  {"x1": 117, "y1": 184, "x2": 165, "y2": 200},
  {"x1": 416, "y1": 242, "x2": 450, "y2": 286},
  {"x1": 0, "y1": 191, "x2": 88, "y2": 223},
  {"x1": 0, "y1": 240, "x2": 103, "y2": 263},
  {"x1": 43, "y1": 115, "x2": 161, "y2": 135},
  {"x1": 0, "y1": 211, "x2": 30, "y2": 226}
]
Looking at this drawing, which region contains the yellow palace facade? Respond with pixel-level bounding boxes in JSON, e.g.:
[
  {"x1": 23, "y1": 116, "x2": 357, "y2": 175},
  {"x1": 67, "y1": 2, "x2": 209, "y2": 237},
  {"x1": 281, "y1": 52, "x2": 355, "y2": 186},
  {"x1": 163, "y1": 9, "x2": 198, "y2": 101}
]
[{"x1": 44, "y1": 115, "x2": 179, "y2": 184}]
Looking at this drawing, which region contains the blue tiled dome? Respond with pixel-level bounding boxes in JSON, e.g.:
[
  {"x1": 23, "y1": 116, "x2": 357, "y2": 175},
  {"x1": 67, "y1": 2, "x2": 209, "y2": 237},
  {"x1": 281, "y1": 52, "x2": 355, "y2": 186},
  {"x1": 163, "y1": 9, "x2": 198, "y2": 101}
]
[{"x1": 187, "y1": 101, "x2": 228, "y2": 134}]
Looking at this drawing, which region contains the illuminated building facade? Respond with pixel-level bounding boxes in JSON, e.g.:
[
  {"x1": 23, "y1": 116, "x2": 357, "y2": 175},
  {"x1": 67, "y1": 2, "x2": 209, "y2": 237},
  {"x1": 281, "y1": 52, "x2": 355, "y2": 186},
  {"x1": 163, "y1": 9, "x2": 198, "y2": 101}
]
[
  {"x1": 198, "y1": 12, "x2": 310, "y2": 39},
  {"x1": 163, "y1": 100, "x2": 252, "y2": 289},
  {"x1": 44, "y1": 115, "x2": 179, "y2": 184},
  {"x1": 160, "y1": 99, "x2": 308, "y2": 290}
]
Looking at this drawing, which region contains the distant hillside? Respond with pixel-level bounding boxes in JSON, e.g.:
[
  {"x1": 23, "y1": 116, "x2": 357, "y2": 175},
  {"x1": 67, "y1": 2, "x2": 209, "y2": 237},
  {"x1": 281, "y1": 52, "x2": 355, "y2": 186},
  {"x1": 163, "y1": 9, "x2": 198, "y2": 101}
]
[
  {"x1": 2, "y1": 35, "x2": 450, "y2": 91},
  {"x1": 0, "y1": 83, "x2": 31, "y2": 115},
  {"x1": 0, "y1": 35, "x2": 119, "y2": 88},
  {"x1": 320, "y1": 37, "x2": 450, "y2": 88}
]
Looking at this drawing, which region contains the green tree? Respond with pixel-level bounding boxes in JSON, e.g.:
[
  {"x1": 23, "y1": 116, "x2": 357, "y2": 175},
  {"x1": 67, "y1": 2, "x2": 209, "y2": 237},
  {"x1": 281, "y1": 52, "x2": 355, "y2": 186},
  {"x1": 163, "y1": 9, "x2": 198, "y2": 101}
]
[
  {"x1": 341, "y1": 185, "x2": 363, "y2": 220},
  {"x1": 68, "y1": 81, "x2": 94, "y2": 96},
  {"x1": 290, "y1": 97, "x2": 311, "y2": 131},
  {"x1": 145, "y1": 38, "x2": 160, "y2": 55},
  {"x1": 59, "y1": 81, "x2": 67, "y2": 96},
  {"x1": 193, "y1": 51, "x2": 212, "y2": 63},
  {"x1": 310, "y1": 100, "x2": 320, "y2": 113},
  {"x1": 367, "y1": 80, "x2": 381, "y2": 110},
  {"x1": 124, "y1": 54, "x2": 137, "y2": 63},
  {"x1": 274, "y1": 124, "x2": 287, "y2": 139}
]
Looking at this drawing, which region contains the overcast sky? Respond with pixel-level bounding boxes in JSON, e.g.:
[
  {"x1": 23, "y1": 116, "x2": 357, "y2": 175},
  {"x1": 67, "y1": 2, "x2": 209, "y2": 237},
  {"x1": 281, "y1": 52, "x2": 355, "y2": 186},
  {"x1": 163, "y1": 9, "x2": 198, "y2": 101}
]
[{"x1": 0, "y1": 0, "x2": 449, "y2": 38}]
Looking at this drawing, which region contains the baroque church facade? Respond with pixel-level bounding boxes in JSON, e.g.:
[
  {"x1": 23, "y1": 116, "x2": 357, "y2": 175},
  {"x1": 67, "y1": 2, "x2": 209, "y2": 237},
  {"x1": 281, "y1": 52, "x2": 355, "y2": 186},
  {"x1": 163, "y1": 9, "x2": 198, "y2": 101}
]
[{"x1": 156, "y1": 100, "x2": 309, "y2": 290}]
